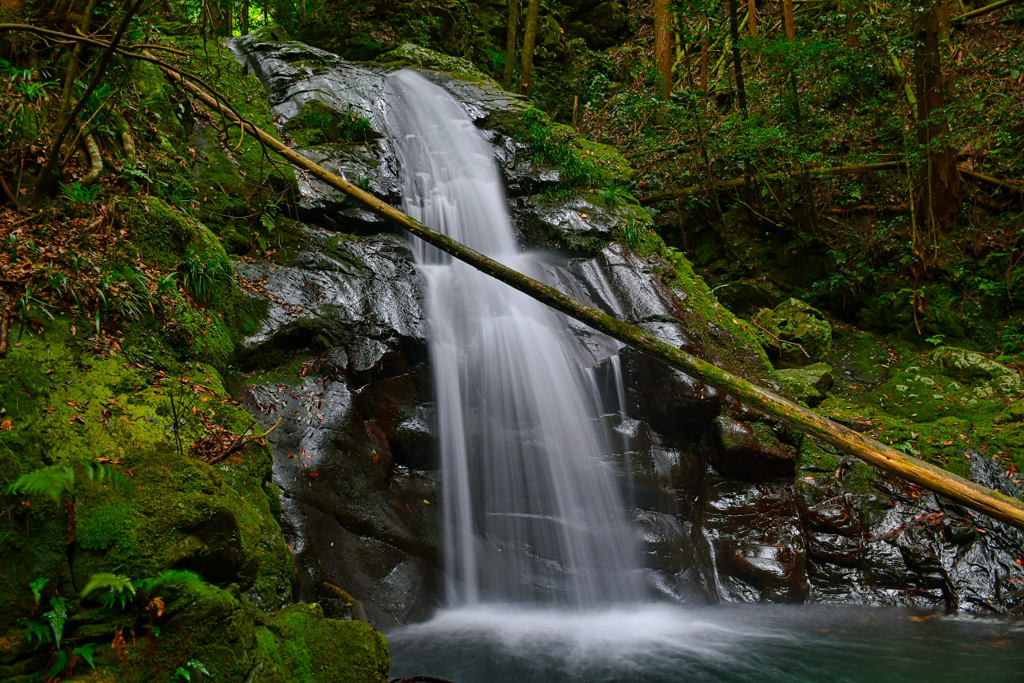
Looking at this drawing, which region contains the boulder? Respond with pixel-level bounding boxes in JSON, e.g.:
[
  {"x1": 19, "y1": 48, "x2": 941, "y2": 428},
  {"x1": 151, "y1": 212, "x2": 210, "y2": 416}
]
[
  {"x1": 777, "y1": 362, "x2": 835, "y2": 407},
  {"x1": 930, "y1": 346, "x2": 1023, "y2": 398},
  {"x1": 752, "y1": 298, "x2": 832, "y2": 368}
]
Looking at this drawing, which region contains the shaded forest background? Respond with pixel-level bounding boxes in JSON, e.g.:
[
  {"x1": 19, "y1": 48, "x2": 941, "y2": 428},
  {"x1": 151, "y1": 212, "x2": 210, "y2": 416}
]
[{"x1": 1, "y1": 0, "x2": 1023, "y2": 355}]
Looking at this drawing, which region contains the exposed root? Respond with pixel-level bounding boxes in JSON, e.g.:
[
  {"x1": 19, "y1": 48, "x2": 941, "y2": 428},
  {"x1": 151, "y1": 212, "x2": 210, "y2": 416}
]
[
  {"x1": 80, "y1": 132, "x2": 103, "y2": 186},
  {"x1": 0, "y1": 175, "x2": 32, "y2": 216}
]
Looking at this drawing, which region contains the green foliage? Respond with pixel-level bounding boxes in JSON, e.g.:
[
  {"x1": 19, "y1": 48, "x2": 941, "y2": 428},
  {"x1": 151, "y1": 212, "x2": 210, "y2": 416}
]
[
  {"x1": 618, "y1": 219, "x2": 645, "y2": 247},
  {"x1": 171, "y1": 659, "x2": 211, "y2": 682},
  {"x1": 484, "y1": 47, "x2": 504, "y2": 74},
  {"x1": 6, "y1": 462, "x2": 127, "y2": 502},
  {"x1": 29, "y1": 577, "x2": 49, "y2": 606},
  {"x1": 42, "y1": 596, "x2": 68, "y2": 648},
  {"x1": 6, "y1": 464, "x2": 75, "y2": 502},
  {"x1": 60, "y1": 182, "x2": 103, "y2": 203},
  {"x1": 179, "y1": 247, "x2": 232, "y2": 305},
  {"x1": 81, "y1": 572, "x2": 137, "y2": 609},
  {"x1": 72, "y1": 643, "x2": 97, "y2": 669}
]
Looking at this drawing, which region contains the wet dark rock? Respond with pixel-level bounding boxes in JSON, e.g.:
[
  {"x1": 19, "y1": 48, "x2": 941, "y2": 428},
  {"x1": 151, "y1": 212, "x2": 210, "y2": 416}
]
[
  {"x1": 228, "y1": 36, "x2": 1024, "y2": 623},
  {"x1": 705, "y1": 415, "x2": 797, "y2": 481}
]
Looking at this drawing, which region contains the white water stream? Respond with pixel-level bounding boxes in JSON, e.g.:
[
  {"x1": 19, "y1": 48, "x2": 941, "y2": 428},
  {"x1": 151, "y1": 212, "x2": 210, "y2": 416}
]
[{"x1": 385, "y1": 70, "x2": 644, "y2": 607}]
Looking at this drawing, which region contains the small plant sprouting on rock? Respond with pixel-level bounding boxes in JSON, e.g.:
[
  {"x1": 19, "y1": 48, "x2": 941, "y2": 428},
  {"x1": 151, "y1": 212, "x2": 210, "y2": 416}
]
[
  {"x1": 179, "y1": 247, "x2": 232, "y2": 305},
  {"x1": 171, "y1": 659, "x2": 211, "y2": 682}
]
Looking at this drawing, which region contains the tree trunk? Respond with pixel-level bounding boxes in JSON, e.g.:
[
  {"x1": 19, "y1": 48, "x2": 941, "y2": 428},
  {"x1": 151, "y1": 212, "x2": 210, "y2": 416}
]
[
  {"x1": 503, "y1": 0, "x2": 519, "y2": 91},
  {"x1": 654, "y1": 0, "x2": 672, "y2": 98},
  {"x1": 748, "y1": 0, "x2": 757, "y2": 35},
  {"x1": 241, "y1": 0, "x2": 249, "y2": 34},
  {"x1": 224, "y1": 0, "x2": 232, "y2": 37},
  {"x1": 158, "y1": 61, "x2": 1024, "y2": 532},
  {"x1": 728, "y1": 0, "x2": 752, "y2": 204},
  {"x1": 54, "y1": 0, "x2": 100, "y2": 136},
  {"x1": 783, "y1": 0, "x2": 795, "y2": 38},
  {"x1": 700, "y1": 16, "x2": 708, "y2": 93},
  {"x1": 729, "y1": 0, "x2": 748, "y2": 114},
  {"x1": 520, "y1": 0, "x2": 541, "y2": 96},
  {"x1": 914, "y1": 0, "x2": 960, "y2": 224}
]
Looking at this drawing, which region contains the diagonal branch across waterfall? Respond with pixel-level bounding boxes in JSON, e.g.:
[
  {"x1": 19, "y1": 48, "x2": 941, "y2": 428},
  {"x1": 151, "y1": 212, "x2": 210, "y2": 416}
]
[{"x1": 155, "y1": 54, "x2": 1024, "y2": 533}]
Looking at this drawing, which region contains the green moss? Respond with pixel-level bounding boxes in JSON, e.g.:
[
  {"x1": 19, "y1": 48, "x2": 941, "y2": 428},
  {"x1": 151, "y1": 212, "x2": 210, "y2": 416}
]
[
  {"x1": 663, "y1": 249, "x2": 779, "y2": 382},
  {"x1": 258, "y1": 603, "x2": 389, "y2": 683},
  {"x1": 379, "y1": 42, "x2": 494, "y2": 84},
  {"x1": 125, "y1": 196, "x2": 222, "y2": 268},
  {"x1": 282, "y1": 99, "x2": 377, "y2": 148},
  {"x1": 847, "y1": 461, "x2": 876, "y2": 493}
]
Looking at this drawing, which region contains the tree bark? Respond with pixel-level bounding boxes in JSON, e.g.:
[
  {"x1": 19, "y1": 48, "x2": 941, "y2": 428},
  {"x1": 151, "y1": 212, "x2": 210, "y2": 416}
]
[
  {"x1": 914, "y1": 0, "x2": 960, "y2": 224},
  {"x1": 503, "y1": 0, "x2": 519, "y2": 91},
  {"x1": 241, "y1": 0, "x2": 249, "y2": 34},
  {"x1": 748, "y1": 0, "x2": 757, "y2": 35},
  {"x1": 70, "y1": 54, "x2": 1019, "y2": 532},
  {"x1": 520, "y1": 0, "x2": 541, "y2": 96},
  {"x1": 54, "y1": 0, "x2": 100, "y2": 137},
  {"x1": 700, "y1": 16, "x2": 708, "y2": 93},
  {"x1": 783, "y1": 0, "x2": 795, "y2": 38},
  {"x1": 654, "y1": 0, "x2": 673, "y2": 98},
  {"x1": 728, "y1": 0, "x2": 752, "y2": 204}
]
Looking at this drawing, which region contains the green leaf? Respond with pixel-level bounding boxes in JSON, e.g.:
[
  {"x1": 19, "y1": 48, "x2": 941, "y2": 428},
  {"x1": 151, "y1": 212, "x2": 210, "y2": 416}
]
[
  {"x1": 29, "y1": 578, "x2": 49, "y2": 605},
  {"x1": 186, "y1": 659, "x2": 210, "y2": 676},
  {"x1": 44, "y1": 596, "x2": 68, "y2": 648},
  {"x1": 81, "y1": 573, "x2": 136, "y2": 604},
  {"x1": 72, "y1": 643, "x2": 96, "y2": 669},
  {"x1": 49, "y1": 650, "x2": 69, "y2": 677},
  {"x1": 6, "y1": 465, "x2": 74, "y2": 502}
]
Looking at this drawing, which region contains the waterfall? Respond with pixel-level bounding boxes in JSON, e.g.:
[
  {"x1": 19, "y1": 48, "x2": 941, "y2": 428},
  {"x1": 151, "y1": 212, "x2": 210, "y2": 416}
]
[{"x1": 385, "y1": 70, "x2": 644, "y2": 607}]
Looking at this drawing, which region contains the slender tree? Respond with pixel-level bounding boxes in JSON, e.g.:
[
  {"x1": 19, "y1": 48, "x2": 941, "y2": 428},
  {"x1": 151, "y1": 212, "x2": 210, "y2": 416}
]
[
  {"x1": 700, "y1": 14, "x2": 709, "y2": 94},
  {"x1": 728, "y1": 0, "x2": 752, "y2": 205},
  {"x1": 748, "y1": 0, "x2": 757, "y2": 35},
  {"x1": 54, "y1": 0, "x2": 100, "y2": 135},
  {"x1": 504, "y1": 0, "x2": 519, "y2": 91},
  {"x1": 654, "y1": 0, "x2": 673, "y2": 98},
  {"x1": 520, "y1": 0, "x2": 541, "y2": 96},
  {"x1": 783, "y1": 0, "x2": 795, "y2": 38},
  {"x1": 242, "y1": 0, "x2": 249, "y2": 34},
  {"x1": 914, "y1": 0, "x2": 960, "y2": 224}
]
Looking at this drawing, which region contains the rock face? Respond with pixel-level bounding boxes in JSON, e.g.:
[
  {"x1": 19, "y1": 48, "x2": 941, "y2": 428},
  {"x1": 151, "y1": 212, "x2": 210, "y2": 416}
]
[
  {"x1": 230, "y1": 35, "x2": 1024, "y2": 624},
  {"x1": 777, "y1": 362, "x2": 835, "y2": 407},
  {"x1": 753, "y1": 298, "x2": 833, "y2": 368}
]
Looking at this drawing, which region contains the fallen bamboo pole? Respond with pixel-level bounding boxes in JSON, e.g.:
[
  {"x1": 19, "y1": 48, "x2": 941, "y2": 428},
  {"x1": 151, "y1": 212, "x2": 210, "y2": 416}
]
[{"x1": 160, "y1": 64, "x2": 1024, "y2": 532}]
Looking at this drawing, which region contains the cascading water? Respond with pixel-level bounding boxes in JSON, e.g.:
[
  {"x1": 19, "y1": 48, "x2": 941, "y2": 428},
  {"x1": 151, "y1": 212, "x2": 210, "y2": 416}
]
[{"x1": 385, "y1": 70, "x2": 645, "y2": 607}]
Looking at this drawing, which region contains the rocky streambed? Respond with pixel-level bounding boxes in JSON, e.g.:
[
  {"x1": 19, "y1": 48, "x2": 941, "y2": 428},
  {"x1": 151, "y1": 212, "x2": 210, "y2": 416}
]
[{"x1": 227, "y1": 31, "x2": 1024, "y2": 626}]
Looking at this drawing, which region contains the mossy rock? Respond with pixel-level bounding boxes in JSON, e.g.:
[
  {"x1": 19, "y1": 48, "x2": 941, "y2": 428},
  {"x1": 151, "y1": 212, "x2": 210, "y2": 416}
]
[
  {"x1": 929, "y1": 346, "x2": 1023, "y2": 397},
  {"x1": 777, "y1": 362, "x2": 835, "y2": 408},
  {"x1": 282, "y1": 99, "x2": 378, "y2": 148},
  {"x1": 254, "y1": 603, "x2": 389, "y2": 682},
  {"x1": 248, "y1": 24, "x2": 292, "y2": 44},
  {"x1": 126, "y1": 196, "x2": 224, "y2": 268},
  {"x1": 379, "y1": 42, "x2": 494, "y2": 84},
  {"x1": 0, "y1": 326, "x2": 292, "y2": 631},
  {"x1": 752, "y1": 298, "x2": 833, "y2": 368}
]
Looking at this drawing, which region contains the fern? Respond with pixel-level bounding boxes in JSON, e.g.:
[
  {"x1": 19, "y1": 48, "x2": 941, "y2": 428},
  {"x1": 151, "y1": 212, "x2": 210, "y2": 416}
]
[
  {"x1": 136, "y1": 569, "x2": 205, "y2": 595},
  {"x1": 81, "y1": 573, "x2": 136, "y2": 609},
  {"x1": 29, "y1": 577, "x2": 48, "y2": 606},
  {"x1": 72, "y1": 643, "x2": 96, "y2": 669},
  {"x1": 7, "y1": 463, "x2": 127, "y2": 502},
  {"x1": 6, "y1": 465, "x2": 75, "y2": 502},
  {"x1": 44, "y1": 597, "x2": 68, "y2": 648}
]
